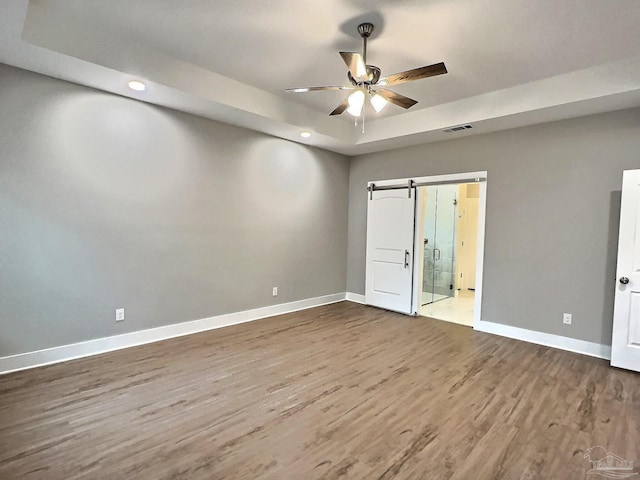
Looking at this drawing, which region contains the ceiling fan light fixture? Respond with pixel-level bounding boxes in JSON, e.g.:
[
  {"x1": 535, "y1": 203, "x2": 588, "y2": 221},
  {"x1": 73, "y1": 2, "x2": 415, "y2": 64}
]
[
  {"x1": 285, "y1": 23, "x2": 447, "y2": 119},
  {"x1": 347, "y1": 90, "x2": 365, "y2": 117},
  {"x1": 370, "y1": 93, "x2": 388, "y2": 113}
]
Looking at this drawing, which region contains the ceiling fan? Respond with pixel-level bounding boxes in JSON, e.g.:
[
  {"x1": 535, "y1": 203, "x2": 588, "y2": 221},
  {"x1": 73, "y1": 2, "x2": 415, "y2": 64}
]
[{"x1": 286, "y1": 22, "x2": 447, "y2": 117}]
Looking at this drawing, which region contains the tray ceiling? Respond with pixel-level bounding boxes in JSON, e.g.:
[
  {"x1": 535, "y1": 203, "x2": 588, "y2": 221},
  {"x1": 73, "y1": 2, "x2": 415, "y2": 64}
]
[{"x1": 3, "y1": 0, "x2": 640, "y2": 154}]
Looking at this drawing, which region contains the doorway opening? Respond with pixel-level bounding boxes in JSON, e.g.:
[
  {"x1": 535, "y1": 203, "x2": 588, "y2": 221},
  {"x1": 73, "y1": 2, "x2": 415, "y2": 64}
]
[
  {"x1": 364, "y1": 171, "x2": 486, "y2": 326},
  {"x1": 416, "y1": 183, "x2": 480, "y2": 327}
]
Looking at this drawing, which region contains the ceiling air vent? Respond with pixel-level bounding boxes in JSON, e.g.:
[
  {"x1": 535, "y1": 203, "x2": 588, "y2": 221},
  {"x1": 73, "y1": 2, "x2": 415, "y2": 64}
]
[{"x1": 443, "y1": 124, "x2": 473, "y2": 133}]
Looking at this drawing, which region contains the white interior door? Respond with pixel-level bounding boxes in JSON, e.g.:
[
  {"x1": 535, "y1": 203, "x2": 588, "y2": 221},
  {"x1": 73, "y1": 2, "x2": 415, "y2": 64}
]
[
  {"x1": 365, "y1": 188, "x2": 416, "y2": 314},
  {"x1": 612, "y1": 169, "x2": 640, "y2": 372}
]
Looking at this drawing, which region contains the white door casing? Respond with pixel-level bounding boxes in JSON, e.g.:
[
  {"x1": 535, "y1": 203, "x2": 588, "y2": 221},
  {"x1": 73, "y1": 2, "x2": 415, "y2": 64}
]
[
  {"x1": 365, "y1": 188, "x2": 416, "y2": 314},
  {"x1": 612, "y1": 169, "x2": 640, "y2": 372}
]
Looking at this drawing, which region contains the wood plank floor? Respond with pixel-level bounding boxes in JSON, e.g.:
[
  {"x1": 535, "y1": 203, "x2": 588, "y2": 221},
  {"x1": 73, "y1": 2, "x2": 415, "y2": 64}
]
[{"x1": 0, "y1": 301, "x2": 638, "y2": 479}]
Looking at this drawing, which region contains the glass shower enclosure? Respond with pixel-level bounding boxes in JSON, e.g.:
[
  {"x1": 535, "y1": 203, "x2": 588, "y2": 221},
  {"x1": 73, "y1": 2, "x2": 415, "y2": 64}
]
[{"x1": 422, "y1": 185, "x2": 457, "y2": 306}]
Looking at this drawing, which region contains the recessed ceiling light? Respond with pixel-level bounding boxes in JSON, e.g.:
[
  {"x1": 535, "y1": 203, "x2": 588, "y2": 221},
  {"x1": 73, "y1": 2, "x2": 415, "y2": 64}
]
[
  {"x1": 293, "y1": 88, "x2": 309, "y2": 93},
  {"x1": 128, "y1": 80, "x2": 146, "y2": 92},
  {"x1": 300, "y1": 131, "x2": 312, "y2": 138}
]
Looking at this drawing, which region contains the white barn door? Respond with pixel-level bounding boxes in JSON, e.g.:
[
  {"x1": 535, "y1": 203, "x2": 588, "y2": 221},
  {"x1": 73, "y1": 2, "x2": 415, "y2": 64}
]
[
  {"x1": 365, "y1": 187, "x2": 416, "y2": 314},
  {"x1": 612, "y1": 169, "x2": 640, "y2": 372}
]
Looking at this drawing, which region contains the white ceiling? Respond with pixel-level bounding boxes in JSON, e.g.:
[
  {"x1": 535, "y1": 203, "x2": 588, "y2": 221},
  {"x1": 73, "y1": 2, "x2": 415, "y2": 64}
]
[{"x1": 3, "y1": 0, "x2": 640, "y2": 155}]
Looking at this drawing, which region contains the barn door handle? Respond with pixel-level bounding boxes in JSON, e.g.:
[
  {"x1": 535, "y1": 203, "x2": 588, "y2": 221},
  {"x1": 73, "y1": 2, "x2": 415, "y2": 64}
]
[
  {"x1": 620, "y1": 276, "x2": 630, "y2": 285},
  {"x1": 434, "y1": 248, "x2": 441, "y2": 261},
  {"x1": 404, "y1": 250, "x2": 410, "y2": 268}
]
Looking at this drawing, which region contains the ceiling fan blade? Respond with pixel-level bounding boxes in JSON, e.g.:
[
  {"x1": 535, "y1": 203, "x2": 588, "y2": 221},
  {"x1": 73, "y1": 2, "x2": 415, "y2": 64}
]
[
  {"x1": 329, "y1": 98, "x2": 349, "y2": 116},
  {"x1": 378, "y1": 62, "x2": 448, "y2": 86},
  {"x1": 376, "y1": 89, "x2": 418, "y2": 109},
  {"x1": 339, "y1": 52, "x2": 367, "y2": 80},
  {"x1": 286, "y1": 86, "x2": 354, "y2": 93}
]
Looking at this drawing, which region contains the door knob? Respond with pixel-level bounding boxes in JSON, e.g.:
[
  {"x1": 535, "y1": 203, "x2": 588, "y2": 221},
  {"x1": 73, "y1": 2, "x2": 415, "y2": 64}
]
[{"x1": 620, "y1": 276, "x2": 630, "y2": 285}]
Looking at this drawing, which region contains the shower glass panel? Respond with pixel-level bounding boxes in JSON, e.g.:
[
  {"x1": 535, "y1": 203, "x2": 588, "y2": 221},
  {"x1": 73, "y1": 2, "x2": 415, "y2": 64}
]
[{"x1": 422, "y1": 185, "x2": 457, "y2": 306}]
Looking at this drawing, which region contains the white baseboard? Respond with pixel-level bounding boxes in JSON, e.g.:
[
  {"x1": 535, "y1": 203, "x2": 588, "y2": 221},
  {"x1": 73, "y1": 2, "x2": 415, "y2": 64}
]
[
  {"x1": 345, "y1": 292, "x2": 366, "y2": 304},
  {"x1": 0, "y1": 293, "x2": 347, "y2": 375},
  {"x1": 474, "y1": 319, "x2": 612, "y2": 360},
  {"x1": 3, "y1": 297, "x2": 611, "y2": 375}
]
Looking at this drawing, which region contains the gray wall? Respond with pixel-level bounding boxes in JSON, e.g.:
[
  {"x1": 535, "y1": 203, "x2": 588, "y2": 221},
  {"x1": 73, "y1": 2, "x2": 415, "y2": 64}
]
[
  {"x1": 347, "y1": 109, "x2": 640, "y2": 345},
  {"x1": 0, "y1": 64, "x2": 349, "y2": 356},
  {"x1": 4, "y1": 61, "x2": 639, "y2": 357}
]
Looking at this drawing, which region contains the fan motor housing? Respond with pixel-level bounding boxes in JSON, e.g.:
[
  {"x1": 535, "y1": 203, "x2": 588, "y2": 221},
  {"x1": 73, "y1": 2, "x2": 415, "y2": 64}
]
[{"x1": 348, "y1": 65, "x2": 381, "y2": 85}]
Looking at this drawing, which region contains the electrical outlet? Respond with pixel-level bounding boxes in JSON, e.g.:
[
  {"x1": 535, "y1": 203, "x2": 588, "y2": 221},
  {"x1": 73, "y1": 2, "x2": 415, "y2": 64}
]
[
  {"x1": 115, "y1": 308, "x2": 125, "y2": 322},
  {"x1": 563, "y1": 313, "x2": 572, "y2": 325},
  {"x1": 272, "y1": 287, "x2": 278, "y2": 297}
]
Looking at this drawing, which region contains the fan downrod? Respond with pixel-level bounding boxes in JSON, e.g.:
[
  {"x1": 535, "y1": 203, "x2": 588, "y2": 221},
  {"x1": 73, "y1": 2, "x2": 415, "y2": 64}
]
[{"x1": 348, "y1": 23, "x2": 379, "y2": 85}]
